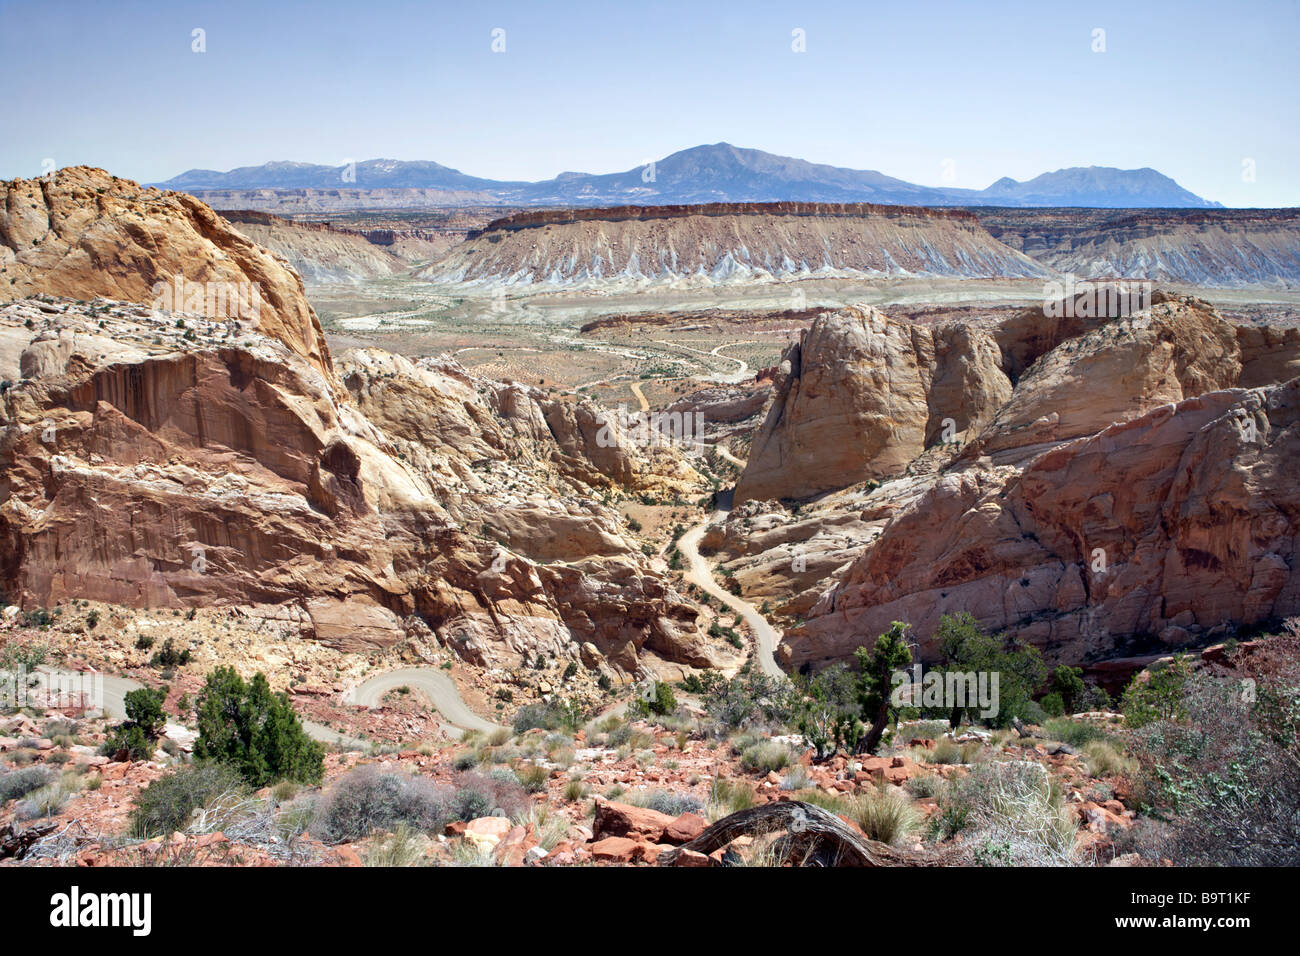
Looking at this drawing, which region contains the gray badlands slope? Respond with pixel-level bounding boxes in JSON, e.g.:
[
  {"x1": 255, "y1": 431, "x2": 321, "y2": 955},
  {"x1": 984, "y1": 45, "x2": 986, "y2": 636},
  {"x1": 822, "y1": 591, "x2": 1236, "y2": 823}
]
[
  {"x1": 222, "y1": 210, "x2": 453, "y2": 282},
  {"x1": 422, "y1": 203, "x2": 1054, "y2": 286},
  {"x1": 976, "y1": 208, "x2": 1300, "y2": 288}
]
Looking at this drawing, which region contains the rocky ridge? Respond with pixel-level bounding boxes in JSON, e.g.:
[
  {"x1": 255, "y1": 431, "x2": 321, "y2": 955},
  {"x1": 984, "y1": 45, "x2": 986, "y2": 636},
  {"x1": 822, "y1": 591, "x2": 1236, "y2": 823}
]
[
  {"x1": 424, "y1": 202, "x2": 1054, "y2": 286},
  {"x1": 0, "y1": 167, "x2": 336, "y2": 386},
  {"x1": 716, "y1": 292, "x2": 1300, "y2": 671},
  {"x1": 0, "y1": 295, "x2": 728, "y2": 684}
]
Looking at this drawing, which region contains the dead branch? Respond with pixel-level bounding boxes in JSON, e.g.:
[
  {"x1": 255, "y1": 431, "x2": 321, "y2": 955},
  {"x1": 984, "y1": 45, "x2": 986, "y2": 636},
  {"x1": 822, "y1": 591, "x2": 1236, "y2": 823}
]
[
  {"x1": 0, "y1": 821, "x2": 57, "y2": 860},
  {"x1": 657, "y1": 800, "x2": 951, "y2": 867}
]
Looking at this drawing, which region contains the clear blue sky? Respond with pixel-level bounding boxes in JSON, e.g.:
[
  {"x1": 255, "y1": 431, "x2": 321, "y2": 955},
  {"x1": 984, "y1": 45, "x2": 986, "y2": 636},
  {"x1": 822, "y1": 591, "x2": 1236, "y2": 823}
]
[{"x1": 1, "y1": 0, "x2": 1296, "y2": 205}]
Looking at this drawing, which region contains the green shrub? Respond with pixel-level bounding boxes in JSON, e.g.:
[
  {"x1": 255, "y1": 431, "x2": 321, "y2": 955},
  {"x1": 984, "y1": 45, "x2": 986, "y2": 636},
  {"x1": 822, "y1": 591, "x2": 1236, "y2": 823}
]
[
  {"x1": 512, "y1": 698, "x2": 583, "y2": 735},
  {"x1": 448, "y1": 770, "x2": 527, "y2": 822},
  {"x1": 193, "y1": 666, "x2": 324, "y2": 787},
  {"x1": 101, "y1": 723, "x2": 155, "y2": 761},
  {"x1": 123, "y1": 687, "x2": 167, "y2": 736},
  {"x1": 1049, "y1": 665, "x2": 1087, "y2": 713},
  {"x1": 628, "y1": 789, "x2": 703, "y2": 816},
  {"x1": 905, "y1": 773, "x2": 943, "y2": 799},
  {"x1": 130, "y1": 762, "x2": 247, "y2": 838},
  {"x1": 929, "y1": 740, "x2": 962, "y2": 764},
  {"x1": 149, "y1": 638, "x2": 191, "y2": 668},
  {"x1": 516, "y1": 762, "x2": 549, "y2": 793},
  {"x1": 101, "y1": 686, "x2": 169, "y2": 761},
  {"x1": 1122, "y1": 655, "x2": 1194, "y2": 728},
  {"x1": 932, "y1": 612, "x2": 1046, "y2": 727},
  {"x1": 703, "y1": 669, "x2": 798, "y2": 733},
  {"x1": 710, "y1": 777, "x2": 756, "y2": 813},
  {"x1": 563, "y1": 778, "x2": 586, "y2": 801},
  {"x1": 364, "y1": 824, "x2": 428, "y2": 867},
  {"x1": 452, "y1": 749, "x2": 480, "y2": 771},
  {"x1": 1084, "y1": 740, "x2": 1135, "y2": 778},
  {"x1": 16, "y1": 772, "x2": 78, "y2": 820},
  {"x1": 1043, "y1": 717, "x2": 1108, "y2": 749},
  {"x1": 646, "y1": 681, "x2": 677, "y2": 717},
  {"x1": 933, "y1": 762, "x2": 1077, "y2": 864}
]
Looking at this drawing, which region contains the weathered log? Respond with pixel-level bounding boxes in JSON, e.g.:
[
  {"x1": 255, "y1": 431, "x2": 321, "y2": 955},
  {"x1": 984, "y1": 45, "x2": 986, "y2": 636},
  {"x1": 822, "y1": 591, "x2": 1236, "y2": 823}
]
[
  {"x1": 657, "y1": 800, "x2": 949, "y2": 867},
  {"x1": 0, "y1": 821, "x2": 56, "y2": 860}
]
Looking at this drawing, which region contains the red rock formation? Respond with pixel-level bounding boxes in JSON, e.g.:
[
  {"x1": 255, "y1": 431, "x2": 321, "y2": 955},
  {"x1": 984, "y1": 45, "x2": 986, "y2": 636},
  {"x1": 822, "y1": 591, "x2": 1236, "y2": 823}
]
[{"x1": 0, "y1": 167, "x2": 337, "y2": 388}]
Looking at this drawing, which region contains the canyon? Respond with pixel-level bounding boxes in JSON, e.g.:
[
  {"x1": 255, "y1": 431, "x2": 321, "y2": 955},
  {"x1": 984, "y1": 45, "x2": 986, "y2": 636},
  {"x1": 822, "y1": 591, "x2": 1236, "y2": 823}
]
[{"x1": 0, "y1": 165, "x2": 1295, "y2": 877}]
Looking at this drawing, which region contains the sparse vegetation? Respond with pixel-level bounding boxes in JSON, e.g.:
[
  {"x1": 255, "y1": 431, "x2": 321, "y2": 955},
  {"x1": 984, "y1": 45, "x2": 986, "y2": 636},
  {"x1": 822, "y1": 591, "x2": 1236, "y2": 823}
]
[{"x1": 130, "y1": 762, "x2": 248, "y2": 838}]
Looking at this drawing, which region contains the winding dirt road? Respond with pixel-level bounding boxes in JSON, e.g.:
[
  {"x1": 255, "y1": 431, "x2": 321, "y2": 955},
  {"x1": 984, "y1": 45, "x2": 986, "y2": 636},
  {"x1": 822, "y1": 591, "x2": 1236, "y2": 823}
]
[
  {"x1": 346, "y1": 667, "x2": 505, "y2": 736},
  {"x1": 712, "y1": 443, "x2": 747, "y2": 469},
  {"x1": 677, "y1": 500, "x2": 784, "y2": 678}
]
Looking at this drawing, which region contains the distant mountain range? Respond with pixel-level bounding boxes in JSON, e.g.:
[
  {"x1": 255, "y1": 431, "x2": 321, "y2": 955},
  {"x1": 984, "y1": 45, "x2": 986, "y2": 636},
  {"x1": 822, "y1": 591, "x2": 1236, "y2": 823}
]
[{"x1": 156, "y1": 143, "x2": 1222, "y2": 208}]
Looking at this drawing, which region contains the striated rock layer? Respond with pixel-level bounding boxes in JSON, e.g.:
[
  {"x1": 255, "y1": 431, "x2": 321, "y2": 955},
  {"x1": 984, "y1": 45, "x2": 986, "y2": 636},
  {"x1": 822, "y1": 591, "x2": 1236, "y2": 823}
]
[
  {"x1": 425, "y1": 202, "x2": 1054, "y2": 285},
  {"x1": 977, "y1": 207, "x2": 1300, "y2": 288}
]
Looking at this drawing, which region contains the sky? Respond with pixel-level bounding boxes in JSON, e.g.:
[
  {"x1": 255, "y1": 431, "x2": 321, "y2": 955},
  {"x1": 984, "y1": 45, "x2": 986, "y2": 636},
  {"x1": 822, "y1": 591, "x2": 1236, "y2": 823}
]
[{"x1": 1, "y1": 0, "x2": 1296, "y2": 205}]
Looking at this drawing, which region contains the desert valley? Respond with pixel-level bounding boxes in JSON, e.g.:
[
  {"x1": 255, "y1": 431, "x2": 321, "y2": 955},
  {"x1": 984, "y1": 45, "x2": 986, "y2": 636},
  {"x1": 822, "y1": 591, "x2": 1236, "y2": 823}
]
[
  {"x1": 1, "y1": 156, "x2": 1296, "y2": 876},
  {"x1": 1, "y1": 6, "x2": 1297, "y2": 908}
]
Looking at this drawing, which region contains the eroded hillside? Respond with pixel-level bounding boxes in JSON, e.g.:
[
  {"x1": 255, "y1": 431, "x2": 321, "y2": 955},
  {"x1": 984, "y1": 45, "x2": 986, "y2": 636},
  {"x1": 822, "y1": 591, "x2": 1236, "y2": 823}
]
[{"x1": 424, "y1": 203, "x2": 1054, "y2": 286}]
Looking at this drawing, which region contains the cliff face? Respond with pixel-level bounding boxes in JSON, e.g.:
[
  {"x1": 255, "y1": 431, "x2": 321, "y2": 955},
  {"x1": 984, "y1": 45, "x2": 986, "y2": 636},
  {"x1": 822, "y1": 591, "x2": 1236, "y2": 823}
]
[
  {"x1": 0, "y1": 167, "x2": 337, "y2": 387},
  {"x1": 425, "y1": 202, "x2": 1053, "y2": 285},
  {"x1": 734, "y1": 306, "x2": 1010, "y2": 503},
  {"x1": 789, "y1": 380, "x2": 1300, "y2": 669},
  {"x1": 0, "y1": 298, "x2": 723, "y2": 677},
  {"x1": 721, "y1": 292, "x2": 1300, "y2": 671},
  {"x1": 221, "y1": 211, "x2": 453, "y2": 282}
]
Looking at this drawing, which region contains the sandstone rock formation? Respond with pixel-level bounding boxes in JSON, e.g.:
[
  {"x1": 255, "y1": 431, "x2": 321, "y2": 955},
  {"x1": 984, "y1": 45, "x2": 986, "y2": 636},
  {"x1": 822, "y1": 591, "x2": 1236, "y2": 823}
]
[
  {"x1": 788, "y1": 379, "x2": 1299, "y2": 670},
  {"x1": 0, "y1": 297, "x2": 719, "y2": 680},
  {"x1": 755, "y1": 294, "x2": 1300, "y2": 671},
  {"x1": 963, "y1": 297, "x2": 1241, "y2": 465},
  {"x1": 0, "y1": 167, "x2": 336, "y2": 386},
  {"x1": 734, "y1": 306, "x2": 1009, "y2": 503}
]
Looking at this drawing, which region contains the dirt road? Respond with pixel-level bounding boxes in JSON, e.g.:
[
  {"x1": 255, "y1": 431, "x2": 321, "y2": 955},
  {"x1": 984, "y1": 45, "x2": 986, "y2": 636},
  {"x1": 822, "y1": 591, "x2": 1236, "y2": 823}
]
[{"x1": 677, "y1": 501, "x2": 783, "y2": 678}]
